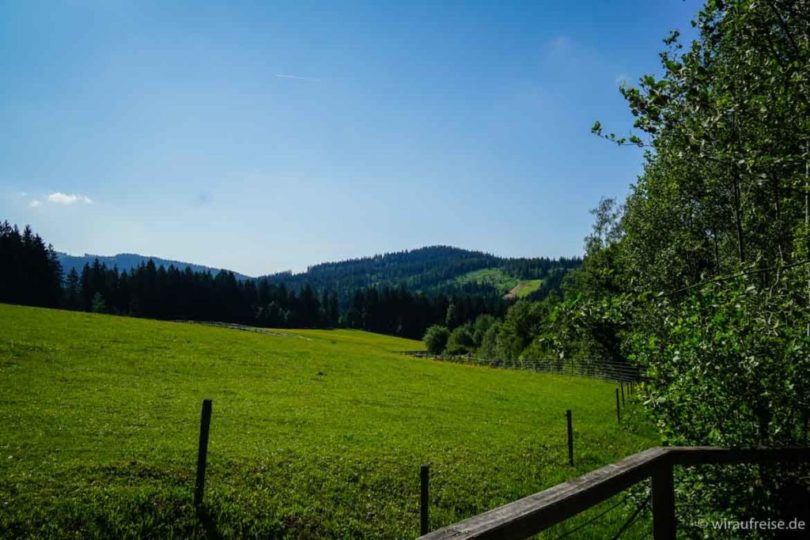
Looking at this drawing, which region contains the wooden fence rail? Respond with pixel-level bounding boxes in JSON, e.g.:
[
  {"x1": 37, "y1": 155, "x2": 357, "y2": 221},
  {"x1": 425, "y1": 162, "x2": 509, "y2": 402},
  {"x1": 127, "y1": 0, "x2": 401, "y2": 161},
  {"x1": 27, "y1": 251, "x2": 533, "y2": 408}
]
[{"x1": 417, "y1": 446, "x2": 810, "y2": 540}]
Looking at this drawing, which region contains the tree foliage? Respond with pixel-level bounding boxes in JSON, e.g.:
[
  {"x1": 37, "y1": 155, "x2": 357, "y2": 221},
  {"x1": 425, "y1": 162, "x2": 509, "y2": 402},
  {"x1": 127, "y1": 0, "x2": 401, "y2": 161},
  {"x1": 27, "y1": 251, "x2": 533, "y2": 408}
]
[
  {"x1": 590, "y1": 0, "x2": 810, "y2": 527},
  {"x1": 0, "y1": 221, "x2": 62, "y2": 308},
  {"x1": 421, "y1": 0, "x2": 810, "y2": 525},
  {"x1": 423, "y1": 325, "x2": 450, "y2": 355}
]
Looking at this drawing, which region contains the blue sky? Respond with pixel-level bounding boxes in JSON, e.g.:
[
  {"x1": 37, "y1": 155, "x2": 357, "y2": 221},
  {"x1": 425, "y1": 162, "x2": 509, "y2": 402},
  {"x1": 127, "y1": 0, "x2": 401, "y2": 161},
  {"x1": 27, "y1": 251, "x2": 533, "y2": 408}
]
[{"x1": 0, "y1": 0, "x2": 702, "y2": 276}]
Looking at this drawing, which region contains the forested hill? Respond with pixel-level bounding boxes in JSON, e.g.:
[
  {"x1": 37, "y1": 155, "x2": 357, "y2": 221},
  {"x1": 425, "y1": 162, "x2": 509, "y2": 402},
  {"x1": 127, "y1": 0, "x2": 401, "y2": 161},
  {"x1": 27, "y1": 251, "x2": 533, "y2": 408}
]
[
  {"x1": 57, "y1": 252, "x2": 253, "y2": 281},
  {"x1": 4, "y1": 225, "x2": 580, "y2": 339},
  {"x1": 263, "y1": 246, "x2": 581, "y2": 301},
  {"x1": 56, "y1": 247, "x2": 580, "y2": 301}
]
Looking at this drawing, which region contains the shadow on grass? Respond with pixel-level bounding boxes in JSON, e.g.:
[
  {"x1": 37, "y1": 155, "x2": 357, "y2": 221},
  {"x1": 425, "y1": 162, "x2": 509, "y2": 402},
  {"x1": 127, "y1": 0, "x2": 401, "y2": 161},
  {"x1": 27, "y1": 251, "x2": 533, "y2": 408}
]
[{"x1": 197, "y1": 506, "x2": 223, "y2": 540}]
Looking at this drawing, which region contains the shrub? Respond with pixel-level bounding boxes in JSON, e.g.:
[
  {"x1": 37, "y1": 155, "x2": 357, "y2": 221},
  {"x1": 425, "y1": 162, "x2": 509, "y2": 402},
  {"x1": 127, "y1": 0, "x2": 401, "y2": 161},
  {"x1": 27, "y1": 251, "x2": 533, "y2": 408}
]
[
  {"x1": 422, "y1": 325, "x2": 450, "y2": 355},
  {"x1": 445, "y1": 324, "x2": 475, "y2": 355}
]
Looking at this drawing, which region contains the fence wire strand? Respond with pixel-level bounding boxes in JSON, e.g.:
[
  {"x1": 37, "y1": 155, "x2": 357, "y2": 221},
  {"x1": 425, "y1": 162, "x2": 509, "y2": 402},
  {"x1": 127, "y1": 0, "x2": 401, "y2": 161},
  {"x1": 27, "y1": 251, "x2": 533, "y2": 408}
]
[
  {"x1": 609, "y1": 494, "x2": 651, "y2": 540},
  {"x1": 550, "y1": 495, "x2": 629, "y2": 540},
  {"x1": 404, "y1": 351, "x2": 644, "y2": 383}
]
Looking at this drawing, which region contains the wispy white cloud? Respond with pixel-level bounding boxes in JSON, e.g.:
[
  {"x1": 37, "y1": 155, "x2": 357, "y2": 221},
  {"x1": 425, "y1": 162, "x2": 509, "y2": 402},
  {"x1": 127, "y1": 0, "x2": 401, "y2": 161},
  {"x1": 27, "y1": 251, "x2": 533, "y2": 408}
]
[
  {"x1": 274, "y1": 73, "x2": 320, "y2": 82},
  {"x1": 547, "y1": 35, "x2": 574, "y2": 53},
  {"x1": 29, "y1": 199, "x2": 41, "y2": 208},
  {"x1": 47, "y1": 192, "x2": 93, "y2": 205}
]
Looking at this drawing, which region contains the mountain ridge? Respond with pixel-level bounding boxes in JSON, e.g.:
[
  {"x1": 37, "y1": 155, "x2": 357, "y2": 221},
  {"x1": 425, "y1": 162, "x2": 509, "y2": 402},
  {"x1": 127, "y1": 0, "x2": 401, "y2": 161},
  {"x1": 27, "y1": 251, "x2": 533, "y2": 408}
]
[
  {"x1": 262, "y1": 245, "x2": 581, "y2": 300},
  {"x1": 56, "y1": 252, "x2": 254, "y2": 280},
  {"x1": 57, "y1": 245, "x2": 582, "y2": 301}
]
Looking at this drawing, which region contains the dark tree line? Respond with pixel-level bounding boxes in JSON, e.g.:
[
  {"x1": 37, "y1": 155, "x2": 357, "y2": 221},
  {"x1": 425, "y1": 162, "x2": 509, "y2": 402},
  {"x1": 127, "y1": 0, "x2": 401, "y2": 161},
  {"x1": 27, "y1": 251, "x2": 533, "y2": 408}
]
[
  {"x1": 344, "y1": 286, "x2": 507, "y2": 338},
  {"x1": 64, "y1": 259, "x2": 340, "y2": 328},
  {"x1": 0, "y1": 222, "x2": 62, "y2": 308},
  {"x1": 2, "y1": 221, "x2": 506, "y2": 338},
  {"x1": 69, "y1": 261, "x2": 503, "y2": 338}
]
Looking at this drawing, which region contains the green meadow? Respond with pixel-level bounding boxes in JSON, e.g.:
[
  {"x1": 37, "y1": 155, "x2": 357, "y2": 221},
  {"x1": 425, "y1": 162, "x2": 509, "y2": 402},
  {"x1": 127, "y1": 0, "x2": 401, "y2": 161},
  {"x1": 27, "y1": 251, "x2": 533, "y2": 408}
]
[
  {"x1": 452, "y1": 268, "x2": 520, "y2": 292},
  {"x1": 452, "y1": 268, "x2": 543, "y2": 299},
  {"x1": 0, "y1": 303, "x2": 656, "y2": 538},
  {"x1": 510, "y1": 279, "x2": 543, "y2": 299}
]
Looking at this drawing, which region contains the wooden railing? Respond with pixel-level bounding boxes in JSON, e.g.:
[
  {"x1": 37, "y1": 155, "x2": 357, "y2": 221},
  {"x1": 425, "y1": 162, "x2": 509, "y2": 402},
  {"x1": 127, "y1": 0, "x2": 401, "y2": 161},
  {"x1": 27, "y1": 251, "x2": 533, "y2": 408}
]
[{"x1": 418, "y1": 446, "x2": 810, "y2": 540}]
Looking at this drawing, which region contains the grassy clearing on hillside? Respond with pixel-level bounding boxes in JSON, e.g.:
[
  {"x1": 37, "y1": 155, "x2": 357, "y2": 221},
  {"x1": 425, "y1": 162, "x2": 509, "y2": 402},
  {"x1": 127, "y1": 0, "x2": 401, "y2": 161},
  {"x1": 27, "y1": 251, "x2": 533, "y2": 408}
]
[
  {"x1": 0, "y1": 304, "x2": 657, "y2": 538},
  {"x1": 453, "y1": 269, "x2": 542, "y2": 299},
  {"x1": 452, "y1": 268, "x2": 519, "y2": 292},
  {"x1": 508, "y1": 279, "x2": 543, "y2": 299}
]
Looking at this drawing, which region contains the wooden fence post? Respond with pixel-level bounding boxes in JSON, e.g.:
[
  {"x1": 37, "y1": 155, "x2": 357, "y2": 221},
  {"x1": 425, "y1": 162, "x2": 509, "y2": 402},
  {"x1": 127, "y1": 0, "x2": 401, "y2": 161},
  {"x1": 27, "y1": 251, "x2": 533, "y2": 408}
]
[
  {"x1": 652, "y1": 461, "x2": 676, "y2": 539},
  {"x1": 615, "y1": 388, "x2": 621, "y2": 424},
  {"x1": 566, "y1": 409, "x2": 574, "y2": 466},
  {"x1": 194, "y1": 399, "x2": 213, "y2": 508},
  {"x1": 420, "y1": 463, "x2": 430, "y2": 535}
]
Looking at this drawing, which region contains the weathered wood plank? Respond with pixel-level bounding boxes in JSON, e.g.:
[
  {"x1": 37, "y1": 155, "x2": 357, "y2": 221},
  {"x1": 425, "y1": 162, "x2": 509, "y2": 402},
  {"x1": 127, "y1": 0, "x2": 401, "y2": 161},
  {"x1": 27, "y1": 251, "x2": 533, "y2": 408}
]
[
  {"x1": 651, "y1": 461, "x2": 675, "y2": 540},
  {"x1": 418, "y1": 447, "x2": 670, "y2": 539},
  {"x1": 418, "y1": 446, "x2": 810, "y2": 540}
]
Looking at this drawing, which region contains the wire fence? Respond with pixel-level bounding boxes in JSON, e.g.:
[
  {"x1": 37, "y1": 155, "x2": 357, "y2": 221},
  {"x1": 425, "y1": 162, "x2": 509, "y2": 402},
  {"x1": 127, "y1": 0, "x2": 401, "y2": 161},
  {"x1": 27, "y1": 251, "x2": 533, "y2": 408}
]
[{"x1": 403, "y1": 351, "x2": 645, "y2": 383}]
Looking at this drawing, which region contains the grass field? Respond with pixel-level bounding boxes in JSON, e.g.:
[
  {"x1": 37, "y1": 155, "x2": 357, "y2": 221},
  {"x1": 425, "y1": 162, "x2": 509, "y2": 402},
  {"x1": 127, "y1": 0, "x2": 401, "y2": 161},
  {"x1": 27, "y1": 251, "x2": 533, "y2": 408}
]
[{"x1": 0, "y1": 303, "x2": 657, "y2": 538}]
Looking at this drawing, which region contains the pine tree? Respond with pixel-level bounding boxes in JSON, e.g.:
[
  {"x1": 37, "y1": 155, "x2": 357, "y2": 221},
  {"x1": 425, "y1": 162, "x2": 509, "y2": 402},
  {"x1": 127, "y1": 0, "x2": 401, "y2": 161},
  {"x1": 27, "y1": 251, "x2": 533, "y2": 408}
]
[{"x1": 64, "y1": 268, "x2": 80, "y2": 309}]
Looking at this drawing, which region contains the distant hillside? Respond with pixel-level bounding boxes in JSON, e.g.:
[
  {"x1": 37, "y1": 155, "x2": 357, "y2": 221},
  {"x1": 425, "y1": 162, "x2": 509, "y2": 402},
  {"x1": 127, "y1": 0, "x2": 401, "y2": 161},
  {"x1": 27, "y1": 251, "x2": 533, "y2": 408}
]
[
  {"x1": 57, "y1": 252, "x2": 253, "y2": 280},
  {"x1": 57, "y1": 246, "x2": 581, "y2": 302},
  {"x1": 263, "y1": 246, "x2": 581, "y2": 301}
]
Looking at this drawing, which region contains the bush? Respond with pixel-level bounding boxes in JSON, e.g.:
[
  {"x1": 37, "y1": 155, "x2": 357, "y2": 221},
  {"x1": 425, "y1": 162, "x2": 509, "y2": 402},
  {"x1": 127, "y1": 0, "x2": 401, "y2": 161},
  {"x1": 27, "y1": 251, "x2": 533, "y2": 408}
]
[
  {"x1": 477, "y1": 322, "x2": 501, "y2": 359},
  {"x1": 471, "y1": 314, "x2": 496, "y2": 348},
  {"x1": 422, "y1": 325, "x2": 450, "y2": 355},
  {"x1": 445, "y1": 324, "x2": 475, "y2": 355}
]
